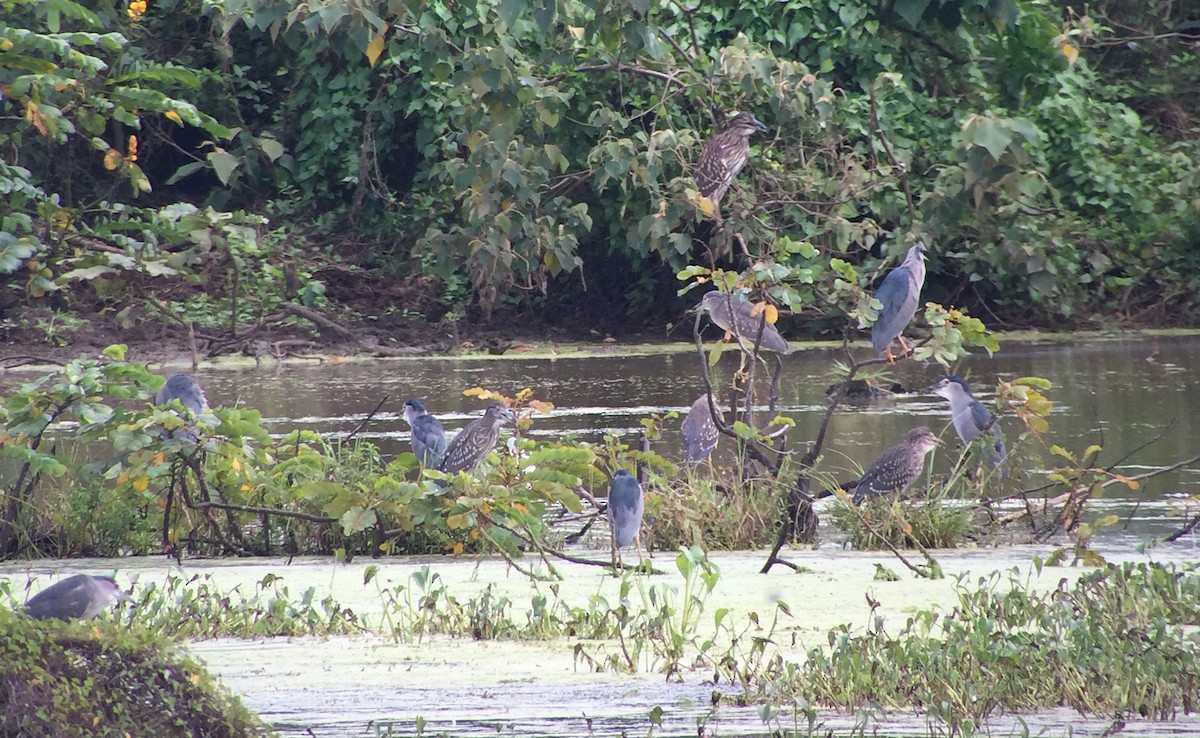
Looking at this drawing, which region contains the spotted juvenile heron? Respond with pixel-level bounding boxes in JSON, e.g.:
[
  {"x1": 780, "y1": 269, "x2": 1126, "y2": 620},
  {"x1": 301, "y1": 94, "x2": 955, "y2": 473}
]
[
  {"x1": 851, "y1": 426, "x2": 940, "y2": 505},
  {"x1": 24, "y1": 574, "x2": 136, "y2": 620},
  {"x1": 155, "y1": 373, "x2": 207, "y2": 442},
  {"x1": 699, "y1": 291, "x2": 792, "y2": 354},
  {"x1": 439, "y1": 402, "x2": 516, "y2": 474},
  {"x1": 694, "y1": 112, "x2": 768, "y2": 213},
  {"x1": 871, "y1": 244, "x2": 926, "y2": 362},
  {"x1": 606, "y1": 469, "x2": 645, "y2": 568},
  {"x1": 403, "y1": 399, "x2": 447, "y2": 469},
  {"x1": 681, "y1": 394, "x2": 722, "y2": 465},
  {"x1": 925, "y1": 376, "x2": 1007, "y2": 474}
]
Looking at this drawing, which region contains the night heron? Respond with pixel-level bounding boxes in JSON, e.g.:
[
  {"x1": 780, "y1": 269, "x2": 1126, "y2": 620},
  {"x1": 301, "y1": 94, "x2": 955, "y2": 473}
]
[
  {"x1": 694, "y1": 112, "x2": 769, "y2": 212},
  {"x1": 681, "y1": 394, "x2": 722, "y2": 465},
  {"x1": 699, "y1": 291, "x2": 792, "y2": 354},
  {"x1": 155, "y1": 373, "x2": 207, "y2": 442},
  {"x1": 403, "y1": 399, "x2": 447, "y2": 469},
  {"x1": 925, "y1": 376, "x2": 1007, "y2": 474},
  {"x1": 439, "y1": 402, "x2": 516, "y2": 474},
  {"x1": 606, "y1": 469, "x2": 645, "y2": 568},
  {"x1": 24, "y1": 574, "x2": 136, "y2": 620},
  {"x1": 851, "y1": 426, "x2": 941, "y2": 505},
  {"x1": 871, "y1": 244, "x2": 926, "y2": 362}
]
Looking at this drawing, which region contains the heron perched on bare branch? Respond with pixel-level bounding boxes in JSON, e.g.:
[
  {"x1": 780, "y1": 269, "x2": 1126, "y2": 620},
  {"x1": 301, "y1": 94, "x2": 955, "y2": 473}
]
[
  {"x1": 694, "y1": 112, "x2": 768, "y2": 214},
  {"x1": 871, "y1": 244, "x2": 926, "y2": 362},
  {"x1": 699, "y1": 291, "x2": 792, "y2": 354}
]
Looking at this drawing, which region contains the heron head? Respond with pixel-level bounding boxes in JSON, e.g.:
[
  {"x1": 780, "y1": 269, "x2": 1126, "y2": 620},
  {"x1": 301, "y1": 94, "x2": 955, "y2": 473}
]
[
  {"x1": 403, "y1": 399, "x2": 428, "y2": 424},
  {"x1": 923, "y1": 375, "x2": 971, "y2": 400},
  {"x1": 906, "y1": 426, "x2": 941, "y2": 454},
  {"x1": 96, "y1": 576, "x2": 138, "y2": 606},
  {"x1": 484, "y1": 402, "x2": 516, "y2": 426},
  {"x1": 725, "y1": 112, "x2": 768, "y2": 134}
]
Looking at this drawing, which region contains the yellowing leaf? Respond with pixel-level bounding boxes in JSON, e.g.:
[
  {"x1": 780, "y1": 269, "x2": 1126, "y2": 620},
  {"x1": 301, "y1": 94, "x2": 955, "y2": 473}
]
[
  {"x1": 1060, "y1": 41, "x2": 1078, "y2": 65},
  {"x1": 697, "y1": 196, "x2": 716, "y2": 217},
  {"x1": 116, "y1": 470, "x2": 130, "y2": 485},
  {"x1": 749, "y1": 302, "x2": 779, "y2": 325},
  {"x1": 446, "y1": 513, "x2": 467, "y2": 530},
  {"x1": 365, "y1": 25, "x2": 388, "y2": 67},
  {"x1": 164, "y1": 110, "x2": 183, "y2": 125},
  {"x1": 24, "y1": 102, "x2": 48, "y2": 136},
  {"x1": 132, "y1": 475, "x2": 149, "y2": 492},
  {"x1": 0, "y1": 39, "x2": 13, "y2": 51},
  {"x1": 152, "y1": 452, "x2": 166, "y2": 466},
  {"x1": 103, "y1": 148, "x2": 123, "y2": 171}
]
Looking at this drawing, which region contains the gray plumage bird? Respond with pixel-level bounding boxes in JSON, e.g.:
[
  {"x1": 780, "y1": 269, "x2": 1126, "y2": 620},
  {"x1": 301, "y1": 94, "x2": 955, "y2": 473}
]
[
  {"x1": 871, "y1": 244, "x2": 927, "y2": 362},
  {"x1": 681, "y1": 394, "x2": 722, "y2": 465},
  {"x1": 403, "y1": 399, "x2": 447, "y2": 469},
  {"x1": 155, "y1": 373, "x2": 208, "y2": 442},
  {"x1": 606, "y1": 469, "x2": 645, "y2": 568},
  {"x1": 851, "y1": 426, "x2": 941, "y2": 505},
  {"x1": 439, "y1": 402, "x2": 516, "y2": 474},
  {"x1": 24, "y1": 574, "x2": 136, "y2": 620},
  {"x1": 699, "y1": 291, "x2": 792, "y2": 354},
  {"x1": 155, "y1": 373, "x2": 207, "y2": 414},
  {"x1": 925, "y1": 376, "x2": 1007, "y2": 474},
  {"x1": 694, "y1": 112, "x2": 768, "y2": 212}
]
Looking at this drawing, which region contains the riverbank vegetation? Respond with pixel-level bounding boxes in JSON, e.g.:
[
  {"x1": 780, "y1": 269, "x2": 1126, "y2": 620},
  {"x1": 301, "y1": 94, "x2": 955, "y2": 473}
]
[
  {"x1": 2, "y1": 0, "x2": 1199, "y2": 359},
  {"x1": 0, "y1": 603, "x2": 272, "y2": 737}
]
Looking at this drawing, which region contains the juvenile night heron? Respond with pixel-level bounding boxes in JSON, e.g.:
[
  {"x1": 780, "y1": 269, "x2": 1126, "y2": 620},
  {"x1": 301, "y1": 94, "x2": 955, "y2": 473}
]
[
  {"x1": 155, "y1": 373, "x2": 207, "y2": 442},
  {"x1": 871, "y1": 244, "x2": 926, "y2": 362},
  {"x1": 925, "y1": 376, "x2": 1007, "y2": 474},
  {"x1": 439, "y1": 402, "x2": 516, "y2": 474},
  {"x1": 681, "y1": 394, "x2": 722, "y2": 465},
  {"x1": 851, "y1": 426, "x2": 941, "y2": 505},
  {"x1": 606, "y1": 469, "x2": 645, "y2": 568},
  {"x1": 694, "y1": 112, "x2": 768, "y2": 213},
  {"x1": 24, "y1": 574, "x2": 136, "y2": 620},
  {"x1": 699, "y1": 291, "x2": 792, "y2": 354},
  {"x1": 403, "y1": 399, "x2": 447, "y2": 469}
]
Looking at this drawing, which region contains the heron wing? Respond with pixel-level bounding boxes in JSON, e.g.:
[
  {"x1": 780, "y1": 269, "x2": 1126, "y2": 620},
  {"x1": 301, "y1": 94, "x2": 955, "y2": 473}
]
[
  {"x1": 871, "y1": 269, "x2": 919, "y2": 353},
  {"x1": 26, "y1": 575, "x2": 90, "y2": 619},
  {"x1": 412, "y1": 416, "x2": 447, "y2": 467}
]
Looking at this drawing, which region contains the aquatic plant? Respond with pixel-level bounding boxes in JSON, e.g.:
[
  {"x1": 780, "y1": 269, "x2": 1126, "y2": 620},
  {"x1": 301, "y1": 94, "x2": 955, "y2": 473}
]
[{"x1": 779, "y1": 561, "x2": 1200, "y2": 733}]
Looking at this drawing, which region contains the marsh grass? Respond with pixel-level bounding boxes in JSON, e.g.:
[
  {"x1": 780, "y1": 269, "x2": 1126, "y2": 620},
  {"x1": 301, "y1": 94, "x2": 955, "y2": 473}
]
[
  {"x1": 783, "y1": 561, "x2": 1200, "y2": 734},
  {"x1": 829, "y1": 489, "x2": 973, "y2": 550},
  {"x1": 648, "y1": 474, "x2": 784, "y2": 550}
]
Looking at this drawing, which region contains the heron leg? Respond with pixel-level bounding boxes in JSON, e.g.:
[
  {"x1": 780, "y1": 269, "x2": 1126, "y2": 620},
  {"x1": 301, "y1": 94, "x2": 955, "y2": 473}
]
[
  {"x1": 897, "y1": 335, "x2": 913, "y2": 357},
  {"x1": 884, "y1": 343, "x2": 897, "y2": 364},
  {"x1": 609, "y1": 526, "x2": 619, "y2": 571},
  {"x1": 634, "y1": 531, "x2": 646, "y2": 570}
]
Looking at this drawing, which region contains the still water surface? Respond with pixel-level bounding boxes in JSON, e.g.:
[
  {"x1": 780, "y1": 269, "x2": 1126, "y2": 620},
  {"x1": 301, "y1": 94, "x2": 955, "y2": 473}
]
[{"x1": 191, "y1": 333, "x2": 1200, "y2": 537}]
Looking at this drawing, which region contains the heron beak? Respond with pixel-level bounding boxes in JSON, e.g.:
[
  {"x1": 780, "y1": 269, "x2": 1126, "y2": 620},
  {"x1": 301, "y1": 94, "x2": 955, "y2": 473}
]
[
  {"x1": 752, "y1": 116, "x2": 768, "y2": 132},
  {"x1": 501, "y1": 408, "x2": 517, "y2": 424},
  {"x1": 119, "y1": 591, "x2": 139, "y2": 606}
]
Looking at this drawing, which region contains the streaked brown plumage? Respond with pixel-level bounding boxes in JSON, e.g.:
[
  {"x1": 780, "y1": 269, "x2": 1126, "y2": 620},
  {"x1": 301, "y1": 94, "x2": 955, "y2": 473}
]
[
  {"x1": 851, "y1": 426, "x2": 941, "y2": 505},
  {"x1": 694, "y1": 112, "x2": 768, "y2": 211}
]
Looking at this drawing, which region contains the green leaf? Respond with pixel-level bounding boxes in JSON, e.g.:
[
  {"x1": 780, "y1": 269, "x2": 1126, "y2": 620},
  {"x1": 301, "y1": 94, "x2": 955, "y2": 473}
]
[
  {"x1": 893, "y1": 0, "x2": 932, "y2": 28},
  {"x1": 496, "y1": 0, "x2": 524, "y2": 27},
  {"x1": 207, "y1": 150, "x2": 241, "y2": 185}
]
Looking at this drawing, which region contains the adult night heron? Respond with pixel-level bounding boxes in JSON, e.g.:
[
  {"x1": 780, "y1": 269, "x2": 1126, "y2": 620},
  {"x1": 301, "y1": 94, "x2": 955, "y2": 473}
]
[
  {"x1": 681, "y1": 394, "x2": 722, "y2": 465},
  {"x1": 24, "y1": 574, "x2": 135, "y2": 620},
  {"x1": 925, "y1": 376, "x2": 1007, "y2": 474},
  {"x1": 155, "y1": 373, "x2": 207, "y2": 442},
  {"x1": 699, "y1": 291, "x2": 792, "y2": 354},
  {"x1": 871, "y1": 244, "x2": 926, "y2": 362},
  {"x1": 606, "y1": 469, "x2": 645, "y2": 568},
  {"x1": 851, "y1": 426, "x2": 941, "y2": 505},
  {"x1": 403, "y1": 399, "x2": 447, "y2": 469},
  {"x1": 439, "y1": 402, "x2": 516, "y2": 474}
]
